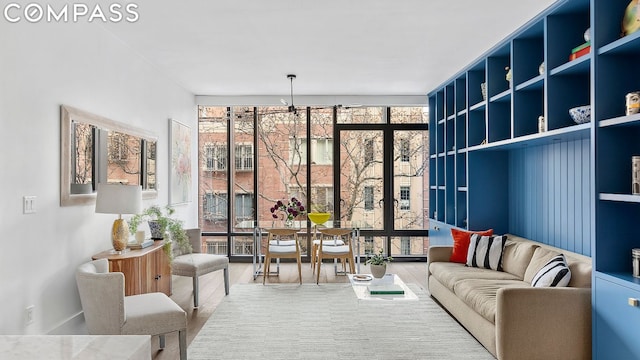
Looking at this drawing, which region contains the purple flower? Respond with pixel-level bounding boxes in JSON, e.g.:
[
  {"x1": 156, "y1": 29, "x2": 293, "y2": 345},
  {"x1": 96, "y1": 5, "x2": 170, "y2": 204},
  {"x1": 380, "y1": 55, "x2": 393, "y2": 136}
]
[
  {"x1": 272, "y1": 213, "x2": 278, "y2": 219},
  {"x1": 277, "y1": 200, "x2": 283, "y2": 207}
]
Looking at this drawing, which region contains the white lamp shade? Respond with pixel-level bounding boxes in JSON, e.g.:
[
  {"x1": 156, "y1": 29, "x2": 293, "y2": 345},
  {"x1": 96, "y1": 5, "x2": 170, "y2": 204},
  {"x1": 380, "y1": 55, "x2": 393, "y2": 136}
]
[{"x1": 95, "y1": 183, "x2": 143, "y2": 215}]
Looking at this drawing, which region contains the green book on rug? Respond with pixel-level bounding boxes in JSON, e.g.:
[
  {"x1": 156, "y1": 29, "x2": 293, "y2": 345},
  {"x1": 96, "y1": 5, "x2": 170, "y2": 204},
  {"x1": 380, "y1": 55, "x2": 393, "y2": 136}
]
[{"x1": 367, "y1": 284, "x2": 405, "y2": 295}]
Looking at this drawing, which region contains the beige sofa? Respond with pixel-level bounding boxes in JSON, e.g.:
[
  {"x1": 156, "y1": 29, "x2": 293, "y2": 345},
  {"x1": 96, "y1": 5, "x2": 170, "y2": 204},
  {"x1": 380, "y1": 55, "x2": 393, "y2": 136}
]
[{"x1": 427, "y1": 234, "x2": 592, "y2": 360}]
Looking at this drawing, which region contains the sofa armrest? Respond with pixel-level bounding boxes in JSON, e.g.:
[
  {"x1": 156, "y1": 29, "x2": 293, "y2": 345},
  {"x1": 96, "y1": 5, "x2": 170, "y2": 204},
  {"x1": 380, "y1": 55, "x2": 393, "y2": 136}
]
[
  {"x1": 496, "y1": 287, "x2": 591, "y2": 360},
  {"x1": 427, "y1": 245, "x2": 453, "y2": 264}
]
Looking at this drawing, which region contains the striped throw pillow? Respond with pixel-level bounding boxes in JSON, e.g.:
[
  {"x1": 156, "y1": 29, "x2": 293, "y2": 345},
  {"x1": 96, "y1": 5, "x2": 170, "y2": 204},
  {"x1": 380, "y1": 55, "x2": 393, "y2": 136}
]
[
  {"x1": 531, "y1": 254, "x2": 571, "y2": 287},
  {"x1": 466, "y1": 234, "x2": 507, "y2": 271}
]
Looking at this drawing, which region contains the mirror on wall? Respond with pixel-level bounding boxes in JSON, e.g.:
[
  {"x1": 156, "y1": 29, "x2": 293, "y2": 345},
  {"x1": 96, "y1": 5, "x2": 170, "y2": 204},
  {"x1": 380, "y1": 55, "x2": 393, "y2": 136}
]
[{"x1": 61, "y1": 105, "x2": 158, "y2": 206}]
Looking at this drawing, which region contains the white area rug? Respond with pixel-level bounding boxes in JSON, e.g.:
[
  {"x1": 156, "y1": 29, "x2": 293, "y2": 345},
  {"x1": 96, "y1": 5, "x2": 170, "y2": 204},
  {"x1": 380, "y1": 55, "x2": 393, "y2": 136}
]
[{"x1": 188, "y1": 283, "x2": 494, "y2": 359}]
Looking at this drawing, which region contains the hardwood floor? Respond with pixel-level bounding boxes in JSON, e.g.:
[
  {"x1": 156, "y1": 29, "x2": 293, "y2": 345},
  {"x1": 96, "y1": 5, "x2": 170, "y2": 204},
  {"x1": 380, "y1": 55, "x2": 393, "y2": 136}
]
[{"x1": 152, "y1": 261, "x2": 428, "y2": 359}]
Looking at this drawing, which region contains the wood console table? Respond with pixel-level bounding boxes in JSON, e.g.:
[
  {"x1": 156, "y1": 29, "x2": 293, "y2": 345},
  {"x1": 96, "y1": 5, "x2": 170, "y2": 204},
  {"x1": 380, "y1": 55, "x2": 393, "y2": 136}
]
[{"x1": 92, "y1": 241, "x2": 171, "y2": 296}]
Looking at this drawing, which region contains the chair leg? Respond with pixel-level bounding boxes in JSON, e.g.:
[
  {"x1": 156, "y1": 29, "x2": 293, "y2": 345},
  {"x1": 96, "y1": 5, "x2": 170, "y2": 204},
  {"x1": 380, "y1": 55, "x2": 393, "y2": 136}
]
[
  {"x1": 316, "y1": 254, "x2": 322, "y2": 284},
  {"x1": 223, "y1": 266, "x2": 230, "y2": 295},
  {"x1": 192, "y1": 276, "x2": 199, "y2": 308},
  {"x1": 159, "y1": 334, "x2": 165, "y2": 349},
  {"x1": 263, "y1": 255, "x2": 270, "y2": 284},
  {"x1": 297, "y1": 256, "x2": 302, "y2": 284},
  {"x1": 178, "y1": 329, "x2": 187, "y2": 360}
]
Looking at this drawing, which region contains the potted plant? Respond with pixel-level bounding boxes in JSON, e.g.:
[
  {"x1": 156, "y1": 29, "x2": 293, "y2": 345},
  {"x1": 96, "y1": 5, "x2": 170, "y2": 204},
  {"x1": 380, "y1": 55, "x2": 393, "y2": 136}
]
[
  {"x1": 365, "y1": 248, "x2": 393, "y2": 278},
  {"x1": 129, "y1": 205, "x2": 192, "y2": 260}
]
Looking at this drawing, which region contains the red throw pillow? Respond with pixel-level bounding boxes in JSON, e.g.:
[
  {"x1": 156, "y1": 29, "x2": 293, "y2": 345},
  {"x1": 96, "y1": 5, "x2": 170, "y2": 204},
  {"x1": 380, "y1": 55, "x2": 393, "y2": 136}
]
[{"x1": 449, "y1": 228, "x2": 494, "y2": 263}]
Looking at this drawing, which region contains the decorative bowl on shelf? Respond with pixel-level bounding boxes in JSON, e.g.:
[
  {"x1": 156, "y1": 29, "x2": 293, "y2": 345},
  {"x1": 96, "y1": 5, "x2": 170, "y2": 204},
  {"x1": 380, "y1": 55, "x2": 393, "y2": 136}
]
[
  {"x1": 569, "y1": 105, "x2": 591, "y2": 124},
  {"x1": 308, "y1": 212, "x2": 331, "y2": 225}
]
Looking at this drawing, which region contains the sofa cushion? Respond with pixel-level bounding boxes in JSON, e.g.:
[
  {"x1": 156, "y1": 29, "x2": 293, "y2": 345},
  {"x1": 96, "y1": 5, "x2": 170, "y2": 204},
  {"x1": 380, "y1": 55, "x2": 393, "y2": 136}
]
[
  {"x1": 429, "y1": 262, "x2": 520, "y2": 291},
  {"x1": 450, "y1": 228, "x2": 493, "y2": 263},
  {"x1": 501, "y1": 240, "x2": 538, "y2": 279},
  {"x1": 466, "y1": 234, "x2": 507, "y2": 271},
  {"x1": 454, "y1": 279, "x2": 530, "y2": 324},
  {"x1": 531, "y1": 254, "x2": 571, "y2": 287},
  {"x1": 524, "y1": 247, "x2": 563, "y2": 284}
]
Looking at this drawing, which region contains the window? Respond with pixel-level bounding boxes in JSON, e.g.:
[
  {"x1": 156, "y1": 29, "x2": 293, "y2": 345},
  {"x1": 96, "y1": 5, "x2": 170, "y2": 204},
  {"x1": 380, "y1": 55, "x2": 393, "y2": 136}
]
[
  {"x1": 400, "y1": 186, "x2": 410, "y2": 210},
  {"x1": 364, "y1": 186, "x2": 374, "y2": 211},
  {"x1": 312, "y1": 186, "x2": 333, "y2": 212},
  {"x1": 313, "y1": 138, "x2": 333, "y2": 165},
  {"x1": 364, "y1": 138, "x2": 374, "y2": 164},
  {"x1": 235, "y1": 144, "x2": 253, "y2": 171},
  {"x1": 364, "y1": 236, "x2": 374, "y2": 255},
  {"x1": 400, "y1": 139, "x2": 410, "y2": 162},
  {"x1": 289, "y1": 138, "x2": 307, "y2": 165},
  {"x1": 235, "y1": 193, "x2": 254, "y2": 221},
  {"x1": 205, "y1": 144, "x2": 227, "y2": 171},
  {"x1": 401, "y1": 237, "x2": 411, "y2": 255},
  {"x1": 206, "y1": 240, "x2": 228, "y2": 255},
  {"x1": 203, "y1": 192, "x2": 227, "y2": 222}
]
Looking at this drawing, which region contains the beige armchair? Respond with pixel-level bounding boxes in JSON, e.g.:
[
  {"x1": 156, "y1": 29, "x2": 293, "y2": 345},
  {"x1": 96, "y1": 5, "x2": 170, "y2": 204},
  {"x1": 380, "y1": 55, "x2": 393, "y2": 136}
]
[
  {"x1": 172, "y1": 228, "x2": 229, "y2": 308},
  {"x1": 76, "y1": 258, "x2": 187, "y2": 360}
]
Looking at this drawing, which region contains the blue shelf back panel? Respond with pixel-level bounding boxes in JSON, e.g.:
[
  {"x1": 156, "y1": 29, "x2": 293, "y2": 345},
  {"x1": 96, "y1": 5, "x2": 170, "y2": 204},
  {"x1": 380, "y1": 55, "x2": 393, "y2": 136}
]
[{"x1": 508, "y1": 138, "x2": 591, "y2": 255}]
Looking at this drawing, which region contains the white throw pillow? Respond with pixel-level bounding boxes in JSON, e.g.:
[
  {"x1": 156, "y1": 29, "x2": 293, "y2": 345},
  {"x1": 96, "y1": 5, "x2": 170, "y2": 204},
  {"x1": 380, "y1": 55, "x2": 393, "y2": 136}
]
[
  {"x1": 531, "y1": 254, "x2": 571, "y2": 287},
  {"x1": 466, "y1": 234, "x2": 507, "y2": 271}
]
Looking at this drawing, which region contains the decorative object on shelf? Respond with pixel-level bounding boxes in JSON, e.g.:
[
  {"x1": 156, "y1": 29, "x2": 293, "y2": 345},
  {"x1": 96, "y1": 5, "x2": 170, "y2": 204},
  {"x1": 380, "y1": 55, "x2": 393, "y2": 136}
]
[
  {"x1": 505, "y1": 67, "x2": 512, "y2": 87},
  {"x1": 633, "y1": 156, "x2": 640, "y2": 195},
  {"x1": 480, "y1": 82, "x2": 487, "y2": 100},
  {"x1": 626, "y1": 91, "x2": 640, "y2": 115},
  {"x1": 169, "y1": 119, "x2": 192, "y2": 205},
  {"x1": 129, "y1": 205, "x2": 191, "y2": 260},
  {"x1": 135, "y1": 229, "x2": 145, "y2": 244},
  {"x1": 569, "y1": 41, "x2": 590, "y2": 61},
  {"x1": 622, "y1": 0, "x2": 640, "y2": 37},
  {"x1": 95, "y1": 183, "x2": 143, "y2": 254},
  {"x1": 568, "y1": 105, "x2": 591, "y2": 124},
  {"x1": 538, "y1": 61, "x2": 545, "y2": 75},
  {"x1": 270, "y1": 197, "x2": 305, "y2": 227},
  {"x1": 538, "y1": 116, "x2": 546, "y2": 133},
  {"x1": 633, "y1": 248, "x2": 640, "y2": 278},
  {"x1": 365, "y1": 248, "x2": 393, "y2": 278},
  {"x1": 584, "y1": 27, "x2": 591, "y2": 42},
  {"x1": 480, "y1": 139, "x2": 487, "y2": 145}
]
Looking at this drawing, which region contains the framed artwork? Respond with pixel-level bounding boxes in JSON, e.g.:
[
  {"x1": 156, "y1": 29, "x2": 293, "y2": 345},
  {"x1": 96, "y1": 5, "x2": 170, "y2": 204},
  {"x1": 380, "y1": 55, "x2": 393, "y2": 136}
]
[{"x1": 169, "y1": 119, "x2": 191, "y2": 205}]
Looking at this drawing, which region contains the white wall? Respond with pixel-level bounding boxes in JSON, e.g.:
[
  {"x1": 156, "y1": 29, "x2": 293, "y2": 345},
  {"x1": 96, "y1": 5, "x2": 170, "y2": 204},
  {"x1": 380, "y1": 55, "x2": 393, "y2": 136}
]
[{"x1": 0, "y1": 20, "x2": 197, "y2": 334}]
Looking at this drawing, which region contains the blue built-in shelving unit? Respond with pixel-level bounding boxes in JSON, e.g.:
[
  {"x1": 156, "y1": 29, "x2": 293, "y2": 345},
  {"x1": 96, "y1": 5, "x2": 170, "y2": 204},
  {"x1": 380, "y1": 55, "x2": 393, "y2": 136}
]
[{"x1": 428, "y1": 0, "x2": 640, "y2": 357}]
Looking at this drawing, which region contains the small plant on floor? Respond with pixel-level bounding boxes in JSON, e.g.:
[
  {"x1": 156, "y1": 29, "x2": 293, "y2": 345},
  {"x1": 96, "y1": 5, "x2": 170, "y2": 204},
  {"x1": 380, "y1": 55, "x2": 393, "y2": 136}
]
[{"x1": 365, "y1": 248, "x2": 393, "y2": 266}]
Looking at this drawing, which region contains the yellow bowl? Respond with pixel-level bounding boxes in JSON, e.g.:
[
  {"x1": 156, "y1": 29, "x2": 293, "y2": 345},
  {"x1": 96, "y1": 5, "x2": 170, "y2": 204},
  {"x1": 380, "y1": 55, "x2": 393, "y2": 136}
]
[{"x1": 307, "y1": 212, "x2": 331, "y2": 225}]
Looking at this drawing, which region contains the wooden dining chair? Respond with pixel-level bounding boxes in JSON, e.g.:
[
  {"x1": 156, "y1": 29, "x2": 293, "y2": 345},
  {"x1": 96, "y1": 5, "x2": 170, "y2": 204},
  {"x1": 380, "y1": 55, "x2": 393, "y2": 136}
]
[
  {"x1": 316, "y1": 228, "x2": 355, "y2": 284},
  {"x1": 310, "y1": 225, "x2": 345, "y2": 274},
  {"x1": 263, "y1": 228, "x2": 302, "y2": 284}
]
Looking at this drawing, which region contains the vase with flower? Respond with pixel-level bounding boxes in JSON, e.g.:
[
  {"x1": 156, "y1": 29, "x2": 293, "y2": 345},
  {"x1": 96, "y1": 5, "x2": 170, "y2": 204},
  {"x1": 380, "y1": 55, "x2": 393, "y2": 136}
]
[{"x1": 270, "y1": 197, "x2": 306, "y2": 228}]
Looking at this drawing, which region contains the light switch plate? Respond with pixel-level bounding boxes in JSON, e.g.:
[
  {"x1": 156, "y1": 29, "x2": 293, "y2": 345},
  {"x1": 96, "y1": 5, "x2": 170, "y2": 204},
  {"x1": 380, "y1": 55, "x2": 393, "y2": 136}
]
[{"x1": 23, "y1": 196, "x2": 36, "y2": 214}]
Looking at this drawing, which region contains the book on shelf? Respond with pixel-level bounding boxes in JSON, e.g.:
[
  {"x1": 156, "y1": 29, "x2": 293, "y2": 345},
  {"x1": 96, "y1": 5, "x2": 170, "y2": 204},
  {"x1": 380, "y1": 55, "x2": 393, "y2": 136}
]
[
  {"x1": 128, "y1": 239, "x2": 154, "y2": 249},
  {"x1": 367, "y1": 284, "x2": 405, "y2": 295},
  {"x1": 571, "y1": 41, "x2": 590, "y2": 54},
  {"x1": 569, "y1": 45, "x2": 590, "y2": 61}
]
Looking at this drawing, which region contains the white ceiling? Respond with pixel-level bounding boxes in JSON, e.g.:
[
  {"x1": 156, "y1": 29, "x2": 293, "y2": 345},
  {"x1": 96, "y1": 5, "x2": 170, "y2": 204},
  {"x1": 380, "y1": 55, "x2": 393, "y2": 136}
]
[{"x1": 104, "y1": 0, "x2": 558, "y2": 99}]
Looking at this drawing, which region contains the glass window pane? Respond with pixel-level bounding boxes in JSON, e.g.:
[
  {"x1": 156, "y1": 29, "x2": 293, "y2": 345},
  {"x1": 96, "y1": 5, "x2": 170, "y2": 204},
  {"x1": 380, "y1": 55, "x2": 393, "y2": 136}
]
[
  {"x1": 257, "y1": 107, "x2": 308, "y2": 223},
  {"x1": 394, "y1": 129, "x2": 428, "y2": 230},
  {"x1": 199, "y1": 106, "x2": 229, "y2": 232},
  {"x1": 71, "y1": 121, "x2": 94, "y2": 193},
  {"x1": 390, "y1": 106, "x2": 429, "y2": 123},
  {"x1": 310, "y1": 108, "x2": 334, "y2": 215},
  {"x1": 145, "y1": 141, "x2": 156, "y2": 190},
  {"x1": 337, "y1": 107, "x2": 384, "y2": 124},
  {"x1": 390, "y1": 236, "x2": 429, "y2": 256},
  {"x1": 107, "y1": 131, "x2": 141, "y2": 185}
]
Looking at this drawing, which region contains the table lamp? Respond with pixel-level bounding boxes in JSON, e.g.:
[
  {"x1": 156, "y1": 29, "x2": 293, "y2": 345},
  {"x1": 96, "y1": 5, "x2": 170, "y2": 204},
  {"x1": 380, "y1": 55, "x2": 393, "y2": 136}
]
[{"x1": 95, "y1": 183, "x2": 142, "y2": 253}]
